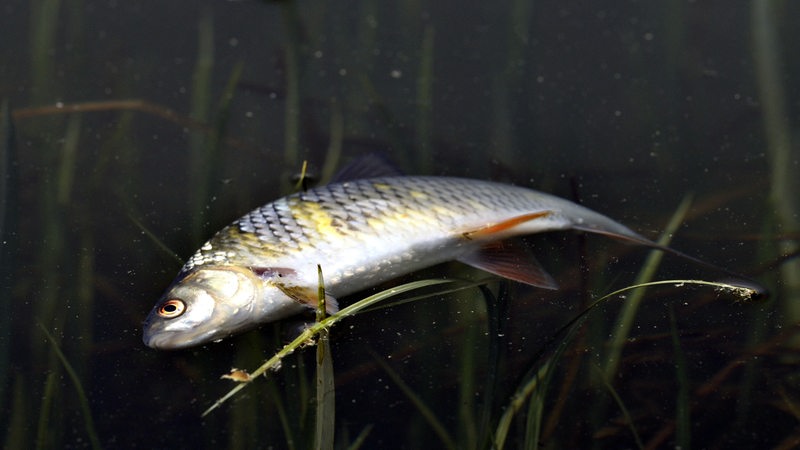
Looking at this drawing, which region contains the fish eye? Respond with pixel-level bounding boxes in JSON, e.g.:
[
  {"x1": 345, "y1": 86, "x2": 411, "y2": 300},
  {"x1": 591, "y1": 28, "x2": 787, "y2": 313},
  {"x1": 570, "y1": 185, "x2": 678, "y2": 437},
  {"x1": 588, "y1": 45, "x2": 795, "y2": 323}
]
[{"x1": 158, "y1": 299, "x2": 186, "y2": 318}]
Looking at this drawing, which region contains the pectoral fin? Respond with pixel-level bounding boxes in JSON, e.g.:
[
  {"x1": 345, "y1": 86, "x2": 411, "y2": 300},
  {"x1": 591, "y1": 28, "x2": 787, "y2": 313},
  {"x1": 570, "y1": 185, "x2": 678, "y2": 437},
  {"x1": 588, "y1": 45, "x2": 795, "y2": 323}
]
[
  {"x1": 461, "y1": 211, "x2": 553, "y2": 240},
  {"x1": 457, "y1": 241, "x2": 558, "y2": 290},
  {"x1": 275, "y1": 284, "x2": 340, "y2": 315},
  {"x1": 250, "y1": 266, "x2": 298, "y2": 279},
  {"x1": 249, "y1": 267, "x2": 340, "y2": 314}
]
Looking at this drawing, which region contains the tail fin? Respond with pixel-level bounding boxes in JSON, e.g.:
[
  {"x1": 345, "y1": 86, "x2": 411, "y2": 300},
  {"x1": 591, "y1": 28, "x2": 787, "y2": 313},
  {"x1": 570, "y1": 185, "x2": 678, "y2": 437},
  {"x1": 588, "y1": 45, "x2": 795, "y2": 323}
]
[{"x1": 572, "y1": 224, "x2": 769, "y2": 300}]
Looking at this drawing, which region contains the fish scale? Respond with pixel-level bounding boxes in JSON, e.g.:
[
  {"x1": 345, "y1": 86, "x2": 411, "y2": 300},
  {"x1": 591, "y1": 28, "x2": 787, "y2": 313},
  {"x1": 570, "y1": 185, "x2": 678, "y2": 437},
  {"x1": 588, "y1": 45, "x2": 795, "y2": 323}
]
[
  {"x1": 188, "y1": 177, "x2": 639, "y2": 291},
  {"x1": 143, "y1": 175, "x2": 652, "y2": 349},
  {"x1": 213, "y1": 184, "x2": 418, "y2": 242}
]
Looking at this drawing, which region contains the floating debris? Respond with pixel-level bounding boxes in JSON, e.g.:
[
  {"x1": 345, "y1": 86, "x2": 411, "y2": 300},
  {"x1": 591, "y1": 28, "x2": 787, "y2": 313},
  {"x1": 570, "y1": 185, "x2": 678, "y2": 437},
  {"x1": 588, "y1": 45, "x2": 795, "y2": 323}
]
[{"x1": 220, "y1": 368, "x2": 253, "y2": 383}]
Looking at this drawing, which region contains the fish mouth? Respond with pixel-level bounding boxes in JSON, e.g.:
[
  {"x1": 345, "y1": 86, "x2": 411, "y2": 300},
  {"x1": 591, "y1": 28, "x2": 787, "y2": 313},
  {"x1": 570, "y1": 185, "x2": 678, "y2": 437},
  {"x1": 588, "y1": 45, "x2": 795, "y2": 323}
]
[{"x1": 142, "y1": 327, "x2": 221, "y2": 350}]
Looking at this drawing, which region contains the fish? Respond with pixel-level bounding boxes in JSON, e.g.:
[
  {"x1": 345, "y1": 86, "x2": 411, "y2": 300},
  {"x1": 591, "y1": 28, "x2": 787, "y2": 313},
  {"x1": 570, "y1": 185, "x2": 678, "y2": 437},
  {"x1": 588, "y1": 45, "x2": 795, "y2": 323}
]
[{"x1": 140, "y1": 175, "x2": 687, "y2": 350}]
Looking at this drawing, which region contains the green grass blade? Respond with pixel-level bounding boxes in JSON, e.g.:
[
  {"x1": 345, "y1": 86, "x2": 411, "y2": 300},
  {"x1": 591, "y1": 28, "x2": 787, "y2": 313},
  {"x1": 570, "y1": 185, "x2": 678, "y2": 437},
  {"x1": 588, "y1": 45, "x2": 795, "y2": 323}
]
[
  {"x1": 351, "y1": 279, "x2": 491, "y2": 314},
  {"x1": 207, "y1": 60, "x2": 244, "y2": 188},
  {"x1": 494, "y1": 277, "x2": 760, "y2": 449},
  {"x1": 529, "y1": 318, "x2": 587, "y2": 449},
  {"x1": 752, "y1": 0, "x2": 800, "y2": 345},
  {"x1": 126, "y1": 212, "x2": 184, "y2": 265},
  {"x1": 202, "y1": 278, "x2": 462, "y2": 417},
  {"x1": 56, "y1": 114, "x2": 81, "y2": 205},
  {"x1": 415, "y1": 24, "x2": 435, "y2": 172},
  {"x1": 477, "y1": 283, "x2": 509, "y2": 447},
  {"x1": 4, "y1": 374, "x2": 28, "y2": 450},
  {"x1": 670, "y1": 308, "x2": 691, "y2": 449},
  {"x1": 603, "y1": 194, "x2": 693, "y2": 380},
  {"x1": 314, "y1": 339, "x2": 335, "y2": 449},
  {"x1": 494, "y1": 354, "x2": 550, "y2": 449},
  {"x1": 596, "y1": 279, "x2": 761, "y2": 306},
  {"x1": 0, "y1": 100, "x2": 18, "y2": 408},
  {"x1": 457, "y1": 306, "x2": 479, "y2": 448},
  {"x1": 38, "y1": 324, "x2": 102, "y2": 450},
  {"x1": 266, "y1": 381, "x2": 297, "y2": 450},
  {"x1": 29, "y1": 0, "x2": 63, "y2": 105},
  {"x1": 592, "y1": 365, "x2": 644, "y2": 449},
  {"x1": 372, "y1": 354, "x2": 456, "y2": 450},
  {"x1": 279, "y1": 1, "x2": 303, "y2": 173},
  {"x1": 319, "y1": 100, "x2": 344, "y2": 184},
  {"x1": 345, "y1": 425, "x2": 373, "y2": 450},
  {"x1": 495, "y1": 308, "x2": 589, "y2": 449},
  {"x1": 35, "y1": 372, "x2": 57, "y2": 450},
  {"x1": 314, "y1": 265, "x2": 335, "y2": 450},
  {"x1": 189, "y1": 7, "x2": 214, "y2": 243}
]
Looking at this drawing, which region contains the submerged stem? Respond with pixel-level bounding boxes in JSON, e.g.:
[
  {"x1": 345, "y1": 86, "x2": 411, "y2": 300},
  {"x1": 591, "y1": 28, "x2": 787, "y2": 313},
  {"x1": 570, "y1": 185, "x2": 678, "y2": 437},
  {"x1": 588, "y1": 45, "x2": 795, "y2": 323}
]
[{"x1": 202, "y1": 278, "x2": 463, "y2": 417}]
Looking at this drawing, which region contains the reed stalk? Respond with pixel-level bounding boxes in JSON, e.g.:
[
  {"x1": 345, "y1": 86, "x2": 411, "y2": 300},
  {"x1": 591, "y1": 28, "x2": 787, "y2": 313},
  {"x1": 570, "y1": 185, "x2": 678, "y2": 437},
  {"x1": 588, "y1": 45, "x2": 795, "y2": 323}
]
[
  {"x1": 3, "y1": 375, "x2": 27, "y2": 450},
  {"x1": 0, "y1": 100, "x2": 17, "y2": 409},
  {"x1": 24, "y1": 2, "x2": 83, "y2": 448},
  {"x1": 373, "y1": 354, "x2": 456, "y2": 450},
  {"x1": 202, "y1": 278, "x2": 476, "y2": 416},
  {"x1": 592, "y1": 365, "x2": 644, "y2": 450},
  {"x1": 751, "y1": 0, "x2": 800, "y2": 344},
  {"x1": 314, "y1": 265, "x2": 335, "y2": 450},
  {"x1": 257, "y1": 380, "x2": 293, "y2": 450},
  {"x1": 227, "y1": 332, "x2": 265, "y2": 450},
  {"x1": 457, "y1": 308, "x2": 479, "y2": 448},
  {"x1": 56, "y1": 115, "x2": 81, "y2": 205},
  {"x1": 345, "y1": 425, "x2": 373, "y2": 450},
  {"x1": 415, "y1": 25, "x2": 434, "y2": 172},
  {"x1": 189, "y1": 8, "x2": 215, "y2": 243},
  {"x1": 280, "y1": 1, "x2": 304, "y2": 177},
  {"x1": 494, "y1": 349, "x2": 560, "y2": 449},
  {"x1": 319, "y1": 100, "x2": 344, "y2": 184},
  {"x1": 489, "y1": 0, "x2": 532, "y2": 168},
  {"x1": 35, "y1": 372, "x2": 58, "y2": 450},
  {"x1": 602, "y1": 194, "x2": 692, "y2": 380},
  {"x1": 38, "y1": 324, "x2": 102, "y2": 450},
  {"x1": 734, "y1": 219, "x2": 776, "y2": 425},
  {"x1": 669, "y1": 308, "x2": 690, "y2": 449},
  {"x1": 29, "y1": 0, "x2": 62, "y2": 105},
  {"x1": 477, "y1": 283, "x2": 509, "y2": 447},
  {"x1": 30, "y1": 134, "x2": 71, "y2": 449},
  {"x1": 494, "y1": 278, "x2": 760, "y2": 448}
]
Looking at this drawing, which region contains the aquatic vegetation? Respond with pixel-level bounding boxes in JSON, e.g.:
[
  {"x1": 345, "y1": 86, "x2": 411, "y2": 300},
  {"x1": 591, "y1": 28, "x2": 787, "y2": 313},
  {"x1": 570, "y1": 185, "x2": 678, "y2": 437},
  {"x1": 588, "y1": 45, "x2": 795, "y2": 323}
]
[
  {"x1": 603, "y1": 194, "x2": 693, "y2": 380},
  {"x1": 198, "y1": 273, "x2": 761, "y2": 448},
  {"x1": 201, "y1": 278, "x2": 467, "y2": 417},
  {"x1": 38, "y1": 324, "x2": 101, "y2": 450}
]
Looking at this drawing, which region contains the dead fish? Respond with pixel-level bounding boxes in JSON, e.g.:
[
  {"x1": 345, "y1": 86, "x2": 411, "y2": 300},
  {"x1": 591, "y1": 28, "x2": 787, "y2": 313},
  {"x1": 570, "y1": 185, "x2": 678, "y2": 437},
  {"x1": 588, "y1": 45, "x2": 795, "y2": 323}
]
[{"x1": 141, "y1": 175, "x2": 727, "y2": 350}]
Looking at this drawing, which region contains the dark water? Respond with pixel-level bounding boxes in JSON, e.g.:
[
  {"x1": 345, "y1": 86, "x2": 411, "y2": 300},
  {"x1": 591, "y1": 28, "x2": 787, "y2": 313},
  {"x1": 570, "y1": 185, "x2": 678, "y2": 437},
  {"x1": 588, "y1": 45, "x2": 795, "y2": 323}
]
[{"x1": 1, "y1": 0, "x2": 798, "y2": 448}]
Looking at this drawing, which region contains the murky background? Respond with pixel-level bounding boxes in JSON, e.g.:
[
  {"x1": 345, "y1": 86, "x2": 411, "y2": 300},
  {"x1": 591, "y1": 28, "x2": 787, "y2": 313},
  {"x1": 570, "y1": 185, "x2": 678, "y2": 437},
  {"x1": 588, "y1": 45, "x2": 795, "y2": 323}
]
[{"x1": 1, "y1": 0, "x2": 798, "y2": 448}]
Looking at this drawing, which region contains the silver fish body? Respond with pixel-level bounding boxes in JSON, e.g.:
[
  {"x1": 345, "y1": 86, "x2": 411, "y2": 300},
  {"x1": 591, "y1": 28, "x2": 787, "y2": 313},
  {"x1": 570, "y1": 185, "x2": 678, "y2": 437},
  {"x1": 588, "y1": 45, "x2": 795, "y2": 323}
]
[{"x1": 143, "y1": 176, "x2": 649, "y2": 349}]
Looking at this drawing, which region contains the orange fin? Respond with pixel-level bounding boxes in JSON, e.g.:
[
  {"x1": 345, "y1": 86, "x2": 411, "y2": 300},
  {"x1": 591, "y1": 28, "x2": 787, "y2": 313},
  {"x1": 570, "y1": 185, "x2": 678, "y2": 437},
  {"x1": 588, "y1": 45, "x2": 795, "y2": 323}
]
[
  {"x1": 462, "y1": 211, "x2": 552, "y2": 240},
  {"x1": 458, "y1": 241, "x2": 558, "y2": 290},
  {"x1": 275, "y1": 284, "x2": 340, "y2": 314}
]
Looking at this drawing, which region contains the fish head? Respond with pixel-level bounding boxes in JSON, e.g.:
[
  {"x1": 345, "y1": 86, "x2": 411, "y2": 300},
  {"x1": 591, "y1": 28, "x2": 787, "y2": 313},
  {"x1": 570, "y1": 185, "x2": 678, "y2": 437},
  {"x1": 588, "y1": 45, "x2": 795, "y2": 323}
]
[{"x1": 143, "y1": 265, "x2": 298, "y2": 350}]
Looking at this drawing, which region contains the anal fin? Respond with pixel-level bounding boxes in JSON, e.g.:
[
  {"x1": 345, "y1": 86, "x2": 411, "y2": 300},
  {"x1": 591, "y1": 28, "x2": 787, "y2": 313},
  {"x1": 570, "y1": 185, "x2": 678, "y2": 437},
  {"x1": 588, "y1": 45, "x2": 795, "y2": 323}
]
[{"x1": 457, "y1": 241, "x2": 558, "y2": 290}]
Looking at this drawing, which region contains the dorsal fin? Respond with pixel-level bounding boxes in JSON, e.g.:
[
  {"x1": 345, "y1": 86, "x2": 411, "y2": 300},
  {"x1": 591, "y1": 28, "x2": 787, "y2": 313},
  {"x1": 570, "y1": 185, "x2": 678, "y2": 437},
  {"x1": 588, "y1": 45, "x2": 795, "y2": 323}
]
[{"x1": 330, "y1": 153, "x2": 404, "y2": 183}]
